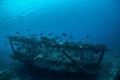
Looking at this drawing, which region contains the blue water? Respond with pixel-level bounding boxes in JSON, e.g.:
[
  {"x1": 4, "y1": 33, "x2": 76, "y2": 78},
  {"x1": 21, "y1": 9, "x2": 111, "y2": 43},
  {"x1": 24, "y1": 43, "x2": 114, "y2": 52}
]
[
  {"x1": 0, "y1": 0, "x2": 120, "y2": 57},
  {"x1": 0, "y1": 0, "x2": 120, "y2": 79}
]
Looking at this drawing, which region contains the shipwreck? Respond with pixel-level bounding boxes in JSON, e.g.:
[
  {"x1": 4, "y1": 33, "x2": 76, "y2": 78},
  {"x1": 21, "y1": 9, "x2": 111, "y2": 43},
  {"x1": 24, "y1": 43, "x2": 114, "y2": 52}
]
[{"x1": 7, "y1": 35, "x2": 108, "y2": 74}]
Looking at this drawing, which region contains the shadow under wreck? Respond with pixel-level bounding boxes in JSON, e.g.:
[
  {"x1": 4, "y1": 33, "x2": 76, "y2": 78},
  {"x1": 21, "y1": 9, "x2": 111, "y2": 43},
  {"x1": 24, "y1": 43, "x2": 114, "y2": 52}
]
[{"x1": 7, "y1": 34, "x2": 108, "y2": 79}]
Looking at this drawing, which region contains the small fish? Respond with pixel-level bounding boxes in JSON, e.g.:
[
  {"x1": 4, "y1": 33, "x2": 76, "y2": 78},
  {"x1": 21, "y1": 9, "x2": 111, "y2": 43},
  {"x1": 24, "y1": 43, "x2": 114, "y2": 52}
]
[
  {"x1": 42, "y1": 31, "x2": 45, "y2": 33},
  {"x1": 4, "y1": 41, "x2": 8, "y2": 46},
  {"x1": 3, "y1": 41, "x2": 6, "y2": 43},
  {"x1": 85, "y1": 36, "x2": 90, "y2": 38},
  {"x1": 0, "y1": 22, "x2": 4, "y2": 25},
  {"x1": 81, "y1": 38, "x2": 83, "y2": 40},
  {"x1": 13, "y1": 43, "x2": 17, "y2": 45},
  {"x1": 70, "y1": 32, "x2": 73, "y2": 34},
  {"x1": 59, "y1": 39, "x2": 63, "y2": 42},
  {"x1": 34, "y1": 34, "x2": 37, "y2": 37},
  {"x1": 62, "y1": 33, "x2": 67, "y2": 36},
  {"x1": 39, "y1": 33, "x2": 44, "y2": 36},
  {"x1": 16, "y1": 32, "x2": 20, "y2": 34},
  {"x1": 31, "y1": 34, "x2": 37, "y2": 37},
  {"x1": 48, "y1": 32, "x2": 54, "y2": 36},
  {"x1": 26, "y1": 29, "x2": 30, "y2": 32},
  {"x1": 55, "y1": 35, "x2": 61, "y2": 40},
  {"x1": 5, "y1": 43, "x2": 8, "y2": 46},
  {"x1": 31, "y1": 34, "x2": 34, "y2": 36},
  {"x1": 69, "y1": 36, "x2": 74, "y2": 39}
]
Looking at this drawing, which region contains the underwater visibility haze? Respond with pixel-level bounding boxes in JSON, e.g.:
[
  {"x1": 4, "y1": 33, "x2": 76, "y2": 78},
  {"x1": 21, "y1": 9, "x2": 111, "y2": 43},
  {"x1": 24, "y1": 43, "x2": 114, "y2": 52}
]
[{"x1": 0, "y1": 0, "x2": 120, "y2": 80}]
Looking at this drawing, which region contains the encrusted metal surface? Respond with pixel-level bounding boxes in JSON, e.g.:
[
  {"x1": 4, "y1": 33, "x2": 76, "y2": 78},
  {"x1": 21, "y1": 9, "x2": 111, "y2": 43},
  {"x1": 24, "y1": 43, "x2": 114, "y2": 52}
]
[{"x1": 8, "y1": 35, "x2": 108, "y2": 73}]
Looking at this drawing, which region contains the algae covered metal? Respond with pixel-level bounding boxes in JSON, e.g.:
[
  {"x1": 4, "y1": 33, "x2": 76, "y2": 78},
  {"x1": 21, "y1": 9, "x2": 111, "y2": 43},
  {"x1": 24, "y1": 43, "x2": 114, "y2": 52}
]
[{"x1": 7, "y1": 35, "x2": 108, "y2": 73}]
